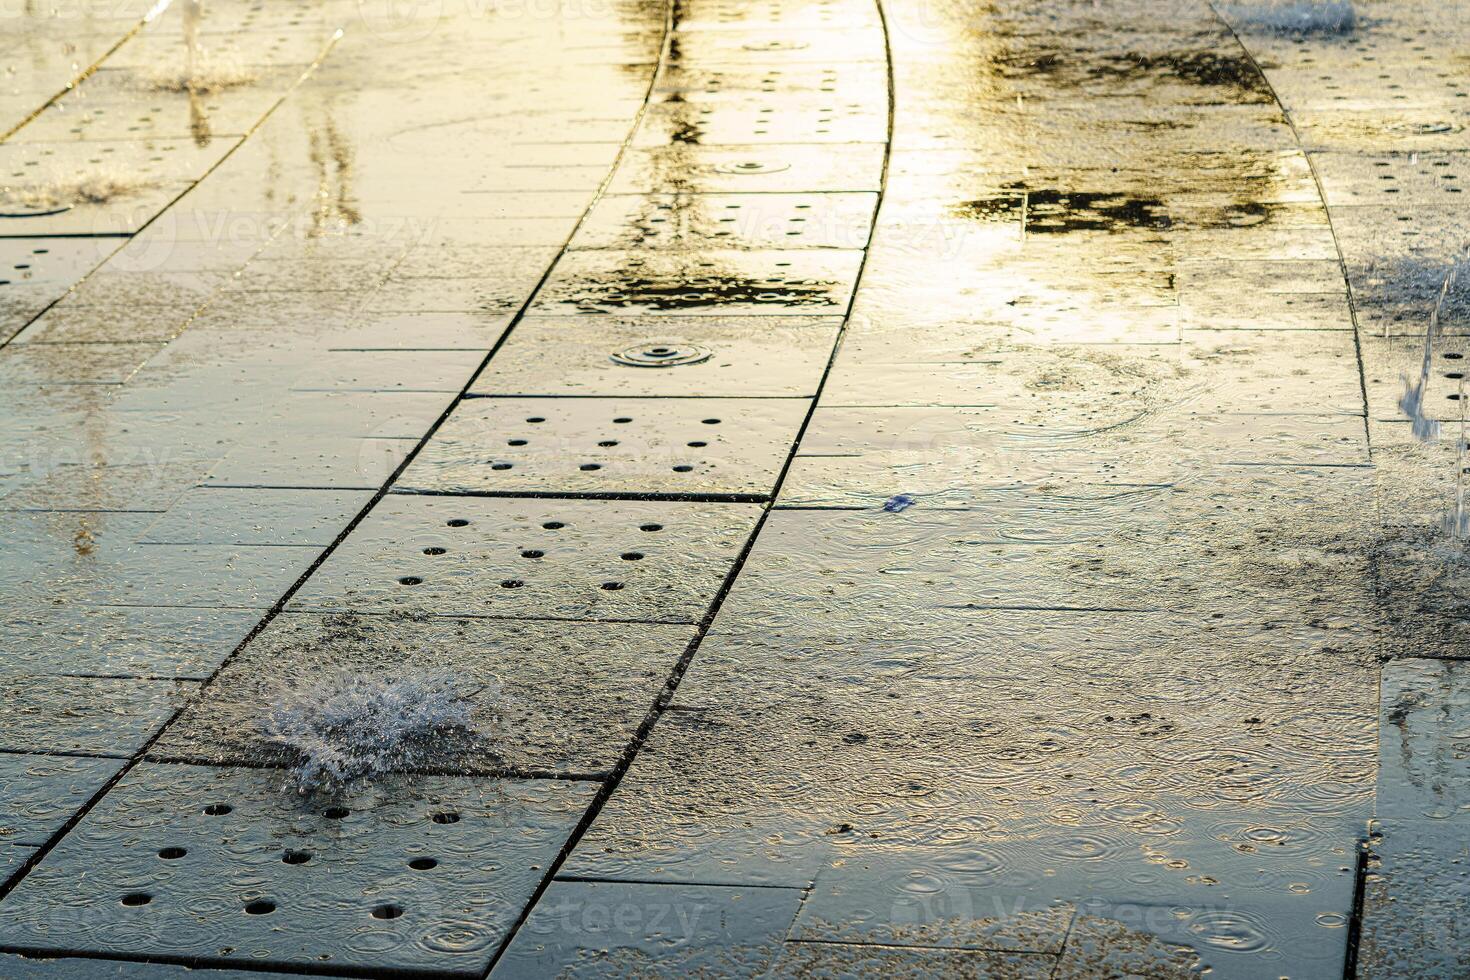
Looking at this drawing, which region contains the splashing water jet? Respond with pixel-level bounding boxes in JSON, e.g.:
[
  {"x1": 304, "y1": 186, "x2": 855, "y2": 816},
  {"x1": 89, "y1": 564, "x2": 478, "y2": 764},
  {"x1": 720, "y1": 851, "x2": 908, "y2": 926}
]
[{"x1": 259, "y1": 669, "x2": 489, "y2": 791}]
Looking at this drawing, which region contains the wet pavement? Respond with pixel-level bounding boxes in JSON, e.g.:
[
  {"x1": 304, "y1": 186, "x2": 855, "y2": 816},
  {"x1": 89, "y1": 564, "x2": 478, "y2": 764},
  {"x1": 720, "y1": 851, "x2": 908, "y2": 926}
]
[{"x1": 0, "y1": 0, "x2": 1468, "y2": 976}]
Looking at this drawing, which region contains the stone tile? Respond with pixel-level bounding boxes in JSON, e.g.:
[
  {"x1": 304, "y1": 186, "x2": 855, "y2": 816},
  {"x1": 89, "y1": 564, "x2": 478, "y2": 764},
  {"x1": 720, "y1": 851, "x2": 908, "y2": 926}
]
[
  {"x1": 769, "y1": 942, "x2": 1058, "y2": 979},
  {"x1": 606, "y1": 144, "x2": 885, "y2": 194},
  {"x1": 530, "y1": 250, "x2": 864, "y2": 316},
  {"x1": 0, "y1": 605, "x2": 261, "y2": 679},
  {"x1": 289, "y1": 495, "x2": 762, "y2": 623},
  {"x1": 492, "y1": 881, "x2": 803, "y2": 977},
  {"x1": 667, "y1": 29, "x2": 886, "y2": 66},
  {"x1": 0, "y1": 676, "x2": 196, "y2": 756},
  {"x1": 573, "y1": 192, "x2": 878, "y2": 250},
  {"x1": 473, "y1": 315, "x2": 841, "y2": 397},
  {"x1": 398, "y1": 397, "x2": 808, "y2": 498},
  {"x1": 202, "y1": 435, "x2": 416, "y2": 491},
  {"x1": 138, "y1": 487, "x2": 371, "y2": 547},
  {"x1": 0, "y1": 764, "x2": 593, "y2": 976},
  {"x1": 0, "y1": 754, "x2": 125, "y2": 846},
  {"x1": 1360, "y1": 659, "x2": 1470, "y2": 979},
  {"x1": 289, "y1": 349, "x2": 488, "y2": 393},
  {"x1": 154, "y1": 611, "x2": 695, "y2": 776},
  {"x1": 77, "y1": 544, "x2": 324, "y2": 608},
  {"x1": 780, "y1": 406, "x2": 1369, "y2": 508},
  {"x1": 0, "y1": 952, "x2": 305, "y2": 978}
]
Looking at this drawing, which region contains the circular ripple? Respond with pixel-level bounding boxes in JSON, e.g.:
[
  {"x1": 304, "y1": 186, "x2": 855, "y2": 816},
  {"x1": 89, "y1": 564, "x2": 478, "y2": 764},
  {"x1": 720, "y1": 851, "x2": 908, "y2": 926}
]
[
  {"x1": 610, "y1": 342, "x2": 713, "y2": 368},
  {"x1": 713, "y1": 160, "x2": 792, "y2": 175}
]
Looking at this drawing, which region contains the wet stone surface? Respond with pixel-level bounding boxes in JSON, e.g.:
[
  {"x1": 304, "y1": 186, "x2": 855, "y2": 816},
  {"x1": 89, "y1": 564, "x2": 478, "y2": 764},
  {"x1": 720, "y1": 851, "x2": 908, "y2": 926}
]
[
  {"x1": 1359, "y1": 658, "x2": 1470, "y2": 979},
  {"x1": 471, "y1": 316, "x2": 842, "y2": 398},
  {"x1": 398, "y1": 396, "x2": 810, "y2": 498},
  {"x1": 529, "y1": 250, "x2": 865, "y2": 316},
  {"x1": 289, "y1": 495, "x2": 762, "y2": 623},
  {"x1": 492, "y1": 881, "x2": 803, "y2": 977},
  {"x1": 0, "y1": 764, "x2": 594, "y2": 975},
  {"x1": 0, "y1": 605, "x2": 260, "y2": 679},
  {"x1": 154, "y1": 611, "x2": 696, "y2": 776},
  {"x1": 3, "y1": 0, "x2": 1470, "y2": 974},
  {"x1": 0, "y1": 754, "x2": 125, "y2": 847}
]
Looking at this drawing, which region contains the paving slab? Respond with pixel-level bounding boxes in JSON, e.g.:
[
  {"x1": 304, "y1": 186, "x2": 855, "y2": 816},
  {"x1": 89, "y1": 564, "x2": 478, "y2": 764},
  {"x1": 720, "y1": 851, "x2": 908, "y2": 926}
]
[
  {"x1": 289, "y1": 495, "x2": 762, "y2": 623},
  {"x1": 0, "y1": 605, "x2": 260, "y2": 679},
  {"x1": 1359, "y1": 658, "x2": 1470, "y2": 979},
  {"x1": 492, "y1": 880, "x2": 803, "y2": 977},
  {"x1": 0, "y1": 676, "x2": 196, "y2": 756},
  {"x1": 397, "y1": 396, "x2": 809, "y2": 498},
  {"x1": 201, "y1": 434, "x2": 415, "y2": 491},
  {"x1": 781, "y1": 408, "x2": 1370, "y2": 508},
  {"x1": 573, "y1": 192, "x2": 878, "y2": 250},
  {"x1": 0, "y1": 764, "x2": 593, "y2": 976},
  {"x1": 770, "y1": 942, "x2": 1058, "y2": 979},
  {"x1": 667, "y1": 28, "x2": 885, "y2": 66},
  {"x1": 471, "y1": 315, "x2": 842, "y2": 397},
  {"x1": 0, "y1": 754, "x2": 125, "y2": 847},
  {"x1": 606, "y1": 143, "x2": 885, "y2": 194},
  {"x1": 154, "y1": 611, "x2": 695, "y2": 776},
  {"x1": 654, "y1": 64, "x2": 886, "y2": 102},
  {"x1": 635, "y1": 100, "x2": 887, "y2": 146},
  {"x1": 530, "y1": 249, "x2": 865, "y2": 316},
  {"x1": 137, "y1": 487, "x2": 371, "y2": 547},
  {"x1": 0, "y1": 953, "x2": 305, "y2": 979}
]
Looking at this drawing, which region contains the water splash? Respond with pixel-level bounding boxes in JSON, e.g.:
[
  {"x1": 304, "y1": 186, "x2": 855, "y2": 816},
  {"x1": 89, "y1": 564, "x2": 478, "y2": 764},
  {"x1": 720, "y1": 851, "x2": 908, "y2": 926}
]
[
  {"x1": 1399, "y1": 262, "x2": 1469, "y2": 537},
  {"x1": 1220, "y1": 1, "x2": 1355, "y2": 34},
  {"x1": 259, "y1": 669, "x2": 489, "y2": 791},
  {"x1": 1, "y1": 171, "x2": 157, "y2": 209},
  {"x1": 143, "y1": 53, "x2": 258, "y2": 94},
  {"x1": 1399, "y1": 263, "x2": 1460, "y2": 442}
]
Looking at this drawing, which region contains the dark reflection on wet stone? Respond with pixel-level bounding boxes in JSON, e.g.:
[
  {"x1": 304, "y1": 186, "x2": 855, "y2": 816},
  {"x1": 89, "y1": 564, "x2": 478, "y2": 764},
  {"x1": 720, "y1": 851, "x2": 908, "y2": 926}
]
[
  {"x1": 953, "y1": 187, "x2": 1172, "y2": 233},
  {"x1": 1001, "y1": 48, "x2": 1274, "y2": 103}
]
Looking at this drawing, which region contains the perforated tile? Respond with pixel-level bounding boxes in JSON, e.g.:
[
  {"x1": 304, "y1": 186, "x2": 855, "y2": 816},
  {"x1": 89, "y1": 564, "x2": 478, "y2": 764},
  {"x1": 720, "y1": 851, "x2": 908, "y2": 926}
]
[
  {"x1": 397, "y1": 397, "x2": 808, "y2": 497},
  {"x1": 471, "y1": 315, "x2": 841, "y2": 397},
  {"x1": 531, "y1": 250, "x2": 864, "y2": 316},
  {"x1": 0, "y1": 754, "x2": 125, "y2": 847},
  {"x1": 573, "y1": 192, "x2": 876, "y2": 250},
  {"x1": 674, "y1": 0, "x2": 880, "y2": 32},
  {"x1": 0, "y1": 676, "x2": 196, "y2": 756},
  {"x1": 1313, "y1": 150, "x2": 1470, "y2": 205},
  {"x1": 635, "y1": 101, "x2": 886, "y2": 146},
  {"x1": 155, "y1": 611, "x2": 696, "y2": 777},
  {"x1": 0, "y1": 605, "x2": 260, "y2": 679},
  {"x1": 0, "y1": 764, "x2": 593, "y2": 976},
  {"x1": 491, "y1": 881, "x2": 803, "y2": 977},
  {"x1": 289, "y1": 495, "x2": 761, "y2": 623},
  {"x1": 654, "y1": 64, "x2": 887, "y2": 101},
  {"x1": 606, "y1": 143, "x2": 885, "y2": 193},
  {"x1": 0, "y1": 240, "x2": 109, "y2": 291},
  {"x1": 668, "y1": 28, "x2": 885, "y2": 65}
]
